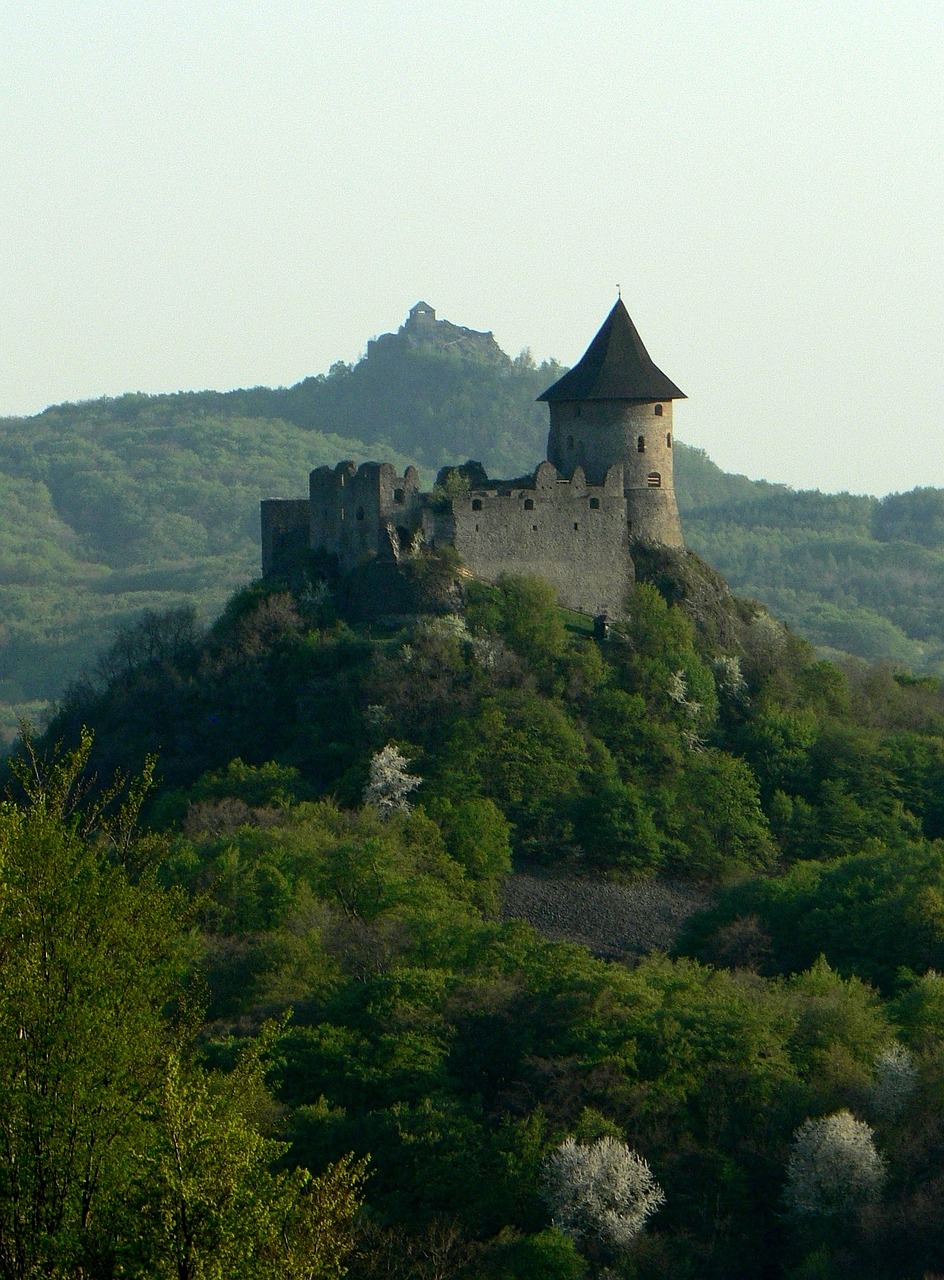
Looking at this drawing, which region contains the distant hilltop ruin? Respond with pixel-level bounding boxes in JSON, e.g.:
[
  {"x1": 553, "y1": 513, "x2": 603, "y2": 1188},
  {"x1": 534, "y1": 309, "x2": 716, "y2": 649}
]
[
  {"x1": 262, "y1": 299, "x2": 686, "y2": 618},
  {"x1": 366, "y1": 301, "x2": 506, "y2": 364}
]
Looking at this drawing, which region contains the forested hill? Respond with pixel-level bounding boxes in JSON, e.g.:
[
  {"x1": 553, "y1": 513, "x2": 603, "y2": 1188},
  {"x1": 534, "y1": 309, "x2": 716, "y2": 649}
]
[
  {"x1": 2, "y1": 319, "x2": 943, "y2": 736},
  {"x1": 15, "y1": 553, "x2": 944, "y2": 1277}
]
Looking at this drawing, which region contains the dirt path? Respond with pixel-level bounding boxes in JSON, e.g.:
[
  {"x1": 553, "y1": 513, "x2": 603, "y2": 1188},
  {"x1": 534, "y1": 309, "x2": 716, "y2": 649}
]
[{"x1": 501, "y1": 870, "x2": 713, "y2": 960}]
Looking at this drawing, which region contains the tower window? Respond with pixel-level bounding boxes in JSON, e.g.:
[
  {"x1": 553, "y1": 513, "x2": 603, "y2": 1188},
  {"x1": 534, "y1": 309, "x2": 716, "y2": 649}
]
[
  {"x1": 573, "y1": 522, "x2": 579, "y2": 531},
  {"x1": 647, "y1": 472, "x2": 662, "y2": 488},
  {"x1": 566, "y1": 435, "x2": 574, "y2": 450},
  {"x1": 471, "y1": 498, "x2": 483, "y2": 511},
  {"x1": 524, "y1": 498, "x2": 534, "y2": 510},
  {"x1": 637, "y1": 436, "x2": 646, "y2": 453},
  {"x1": 574, "y1": 405, "x2": 582, "y2": 418},
  {"x1": 654, "y1": 403, "x2": 664, "y2": 416},
  {"x1": 356, "y1": 506, "x2": 365, "y2": 521},
  {"x1": 666, "y1": 433, "x2": 672, "y2": 448},
  {"x1": 475, "y1": 523, "x2": 480, "y2": 532},
  {"x1": 589, "y1": 497, "x2": 600, "y2": 510},
  {"x1": 393, "y1": 487, "x2": 405, "y2": 503},
  {"x1": 532, "y1": 524, "x2": 538, "y2": 532}
]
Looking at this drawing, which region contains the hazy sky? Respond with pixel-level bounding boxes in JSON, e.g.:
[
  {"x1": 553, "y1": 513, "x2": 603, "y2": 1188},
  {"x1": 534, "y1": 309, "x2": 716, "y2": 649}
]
[{"x1": 2, "y1": 1, "x2": 941, "y2": 495}]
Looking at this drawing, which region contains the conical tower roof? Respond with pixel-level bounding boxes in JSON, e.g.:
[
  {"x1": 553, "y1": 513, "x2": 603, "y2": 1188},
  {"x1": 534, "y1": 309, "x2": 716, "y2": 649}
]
[{"x1": 538, "y1": 298, "x2": 685, "y2": 402}]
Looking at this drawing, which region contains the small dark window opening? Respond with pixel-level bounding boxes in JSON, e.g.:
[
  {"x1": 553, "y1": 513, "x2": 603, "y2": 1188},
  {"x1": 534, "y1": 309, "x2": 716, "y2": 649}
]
[
  {"x1": 393, "y1": 487, "x2": 405, "y2": 503},
  {"x1": 573, "y1": 522, "x2": 579, "y2": 531},
  {"x1": 475, "y1": 523, "x2": 480, "y2": 532},
  {"x1": 356, "y1": 506, "x2": 365, "y2": 521},
  {"x1": 574, "y1": 405, "x2": 582, "y2": 418},
  {"x1": 589, "y1": 497, "x2": 600, "y2": 510},
  {"x1": 566, "y1": 434, "x2": 574, "y2": 450},
  {"x1": 666, "y1": 433, "x2": 672, "y2": 448},
  {"x1": 396, "y1": 526, "x2": 411, "y2": 550},
  {"x1": 637, "y1": 436, "x2": 646, "y2": 452},
  {"x1": 532, "y1": 524, "x2": 538, "y2": 532},
  {"x1": 654, "y1": 403, "x2": 664, "y2": 417},
  {"x1": 647, "y1": 472, "x2": 662, "y2": 488},
  {"x1": 471, "y1": 498, "x2": 483, "y2": 511},
  {"x1": 524, "y1": 498, "x2": 534, "y2": 510}
]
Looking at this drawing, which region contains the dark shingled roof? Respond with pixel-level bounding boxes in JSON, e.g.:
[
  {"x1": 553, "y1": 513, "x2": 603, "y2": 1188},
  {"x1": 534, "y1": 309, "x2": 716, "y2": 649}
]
[{"x1": 538, "y1": 299, "x2": 686, "y2": 402}]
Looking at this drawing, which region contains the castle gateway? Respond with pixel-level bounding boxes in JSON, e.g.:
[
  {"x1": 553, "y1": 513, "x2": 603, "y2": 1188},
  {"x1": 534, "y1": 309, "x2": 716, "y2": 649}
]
[{"x1": 261, "y1": 299, "x2": 686, "y2": 618}]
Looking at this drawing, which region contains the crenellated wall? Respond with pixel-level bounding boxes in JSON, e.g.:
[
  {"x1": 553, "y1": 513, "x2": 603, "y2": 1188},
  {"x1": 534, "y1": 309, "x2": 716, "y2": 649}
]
[
  {"x1": 263, "y1": 458, "x2": 636, "y2": 616},
  {"x1": 441, "y1": 462, "x2": 634, "y2": 617}
]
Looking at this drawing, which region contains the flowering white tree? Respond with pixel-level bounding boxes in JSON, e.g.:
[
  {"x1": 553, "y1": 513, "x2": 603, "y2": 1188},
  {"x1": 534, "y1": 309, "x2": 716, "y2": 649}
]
[
  {"x1": 542, "y1": 1136, "x2": 665, "y2": 1250},
  {"x1": 363, "y1": 744, "x2": 421, "y2": 819},
  {"x1": 870, "y1": 1042, "x2": 918, "y2": 1121},
  {"x1": 782, "y1": 1110, "x2": 885, "y2": 1219}
]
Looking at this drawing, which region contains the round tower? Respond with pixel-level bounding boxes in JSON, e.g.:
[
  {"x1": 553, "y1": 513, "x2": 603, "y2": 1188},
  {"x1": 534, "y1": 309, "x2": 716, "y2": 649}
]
[{"x1": 539, "y1": 299, "x2": 685, "y2": 547}]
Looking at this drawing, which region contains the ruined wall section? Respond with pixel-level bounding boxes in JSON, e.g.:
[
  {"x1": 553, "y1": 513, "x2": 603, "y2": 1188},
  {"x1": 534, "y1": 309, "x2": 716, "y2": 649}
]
[
  {"x1": 261, "y1": 499, "x2": 311, "y2": 580},
  {"x1": 309, "y1": 461, "x2": 423, "y2": 572},
  {"x1": 547, "y1": 399, "x2": 683, "y2": 547},
  {"x1": 439, "y1": 462, "x2": 634, "y2": 617}
]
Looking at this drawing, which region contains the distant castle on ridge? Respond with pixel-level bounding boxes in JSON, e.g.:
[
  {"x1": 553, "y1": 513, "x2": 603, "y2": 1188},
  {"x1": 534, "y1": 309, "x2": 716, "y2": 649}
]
[{"x1": 261, "y1": 299, "x2": 686, "y2": 618}]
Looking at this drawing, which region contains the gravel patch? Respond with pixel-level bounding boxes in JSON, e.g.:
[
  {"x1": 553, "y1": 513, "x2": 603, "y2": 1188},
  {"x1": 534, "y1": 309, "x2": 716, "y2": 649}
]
[{"x1": 501, "y1": 870, "x2": 714, "y2": 960}]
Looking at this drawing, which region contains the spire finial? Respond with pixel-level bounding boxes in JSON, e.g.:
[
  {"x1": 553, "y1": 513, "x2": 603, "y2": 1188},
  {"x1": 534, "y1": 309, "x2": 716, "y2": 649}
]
[{"x1": 616, "y1": 283, "x2": 621, "y2": 299}]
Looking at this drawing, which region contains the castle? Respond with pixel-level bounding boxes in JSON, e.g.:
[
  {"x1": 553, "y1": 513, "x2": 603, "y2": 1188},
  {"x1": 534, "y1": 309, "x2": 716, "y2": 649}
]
[{"x1": 261, "y1": 299, "x2": 686, "y2": 619}]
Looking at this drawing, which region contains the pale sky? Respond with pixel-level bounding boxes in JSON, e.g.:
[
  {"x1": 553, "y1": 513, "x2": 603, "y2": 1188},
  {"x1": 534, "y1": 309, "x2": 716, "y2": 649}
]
[{"x1": 2, "y1": 1, "x2": 941, "y2": 495}]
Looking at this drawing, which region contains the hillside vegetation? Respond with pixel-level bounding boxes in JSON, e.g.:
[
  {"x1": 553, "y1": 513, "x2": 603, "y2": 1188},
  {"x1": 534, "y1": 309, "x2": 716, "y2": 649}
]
[
  {"x1": 11, "y1": 556, "x2": 944, "y2": 1278},
  {"x1": 2, "y1": 321, "x2": 943, "y2": 738}
]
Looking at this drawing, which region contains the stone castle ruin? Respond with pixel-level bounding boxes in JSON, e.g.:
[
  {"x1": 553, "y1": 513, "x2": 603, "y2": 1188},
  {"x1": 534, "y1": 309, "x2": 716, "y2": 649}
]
[{"x1": 261, "y1": 299, "x2": 686, "y2": 618}]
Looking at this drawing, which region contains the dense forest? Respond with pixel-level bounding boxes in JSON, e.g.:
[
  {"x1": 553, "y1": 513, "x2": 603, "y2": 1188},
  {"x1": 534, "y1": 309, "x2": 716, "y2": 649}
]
[
  {"x1": 7, "y1": 541, "x2": 944, "y2": 1277},
  {"x1": 1, "y1": 317, "x2": 943, "y2": 740}
]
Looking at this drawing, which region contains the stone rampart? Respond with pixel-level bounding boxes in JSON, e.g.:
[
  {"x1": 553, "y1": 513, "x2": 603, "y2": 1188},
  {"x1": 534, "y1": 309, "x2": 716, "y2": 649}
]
[{"x1": 444, "y1": 462, "x2": 634, "y2": 617}]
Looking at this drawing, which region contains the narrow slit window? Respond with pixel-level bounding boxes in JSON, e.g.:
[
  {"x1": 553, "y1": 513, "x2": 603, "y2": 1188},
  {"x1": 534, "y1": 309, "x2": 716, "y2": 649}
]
[
  {"x1": 637, "y1": 436, "x2": 646, "y2": 452},
  {"x1": 666, "y1": 433, "x2": 672, "y2": 448},
  {"x1": 574, "y1": 405, "x2": 582, "y2": 418},
  {"x1": 356, "y1": 506, "x2": 365, "y2": 521},
  {"x1": 647, "y1": 472, "x2": 662, "y2": 488},
  {"x1": 573, "y1": 522, "x2": 579, "y2": 531}
]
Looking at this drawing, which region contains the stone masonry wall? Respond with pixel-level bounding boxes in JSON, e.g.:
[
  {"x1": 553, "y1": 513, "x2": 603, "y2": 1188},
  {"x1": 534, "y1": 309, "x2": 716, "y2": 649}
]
[
  {"x1": 443, "y1": 462, "x2": 634, "y2": 617},
  {"x1": 309, "y1": 461, "x2": 423, "y2": 572},
  {"x1": 261, "y1": 499, "x2": 310, "y2": 579}
]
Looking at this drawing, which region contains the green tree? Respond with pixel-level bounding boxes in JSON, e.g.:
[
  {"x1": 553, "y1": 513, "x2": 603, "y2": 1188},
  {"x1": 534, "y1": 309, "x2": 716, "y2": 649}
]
[
  {"x1": 128, "y1": 1036, "x2": 366, "y2": 1280},
  {"x1": 0, "y1": 731, "x2": 183, "y2": 1278}
]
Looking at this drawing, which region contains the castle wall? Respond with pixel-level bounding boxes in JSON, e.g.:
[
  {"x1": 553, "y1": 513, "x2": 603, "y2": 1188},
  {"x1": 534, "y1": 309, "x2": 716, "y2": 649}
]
[
  {"x1": 309, "y1": 461, "x2": 423, "y2": 572},
  {"x1": 440, "y1": 462, "x2": 634, "y2": 617},
  {"x1": 547, "y1": 399, "x2": 683, "y2": 546},
  {"x1": 261, "y1": 499, "x2": 311, "y2": 579}
]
